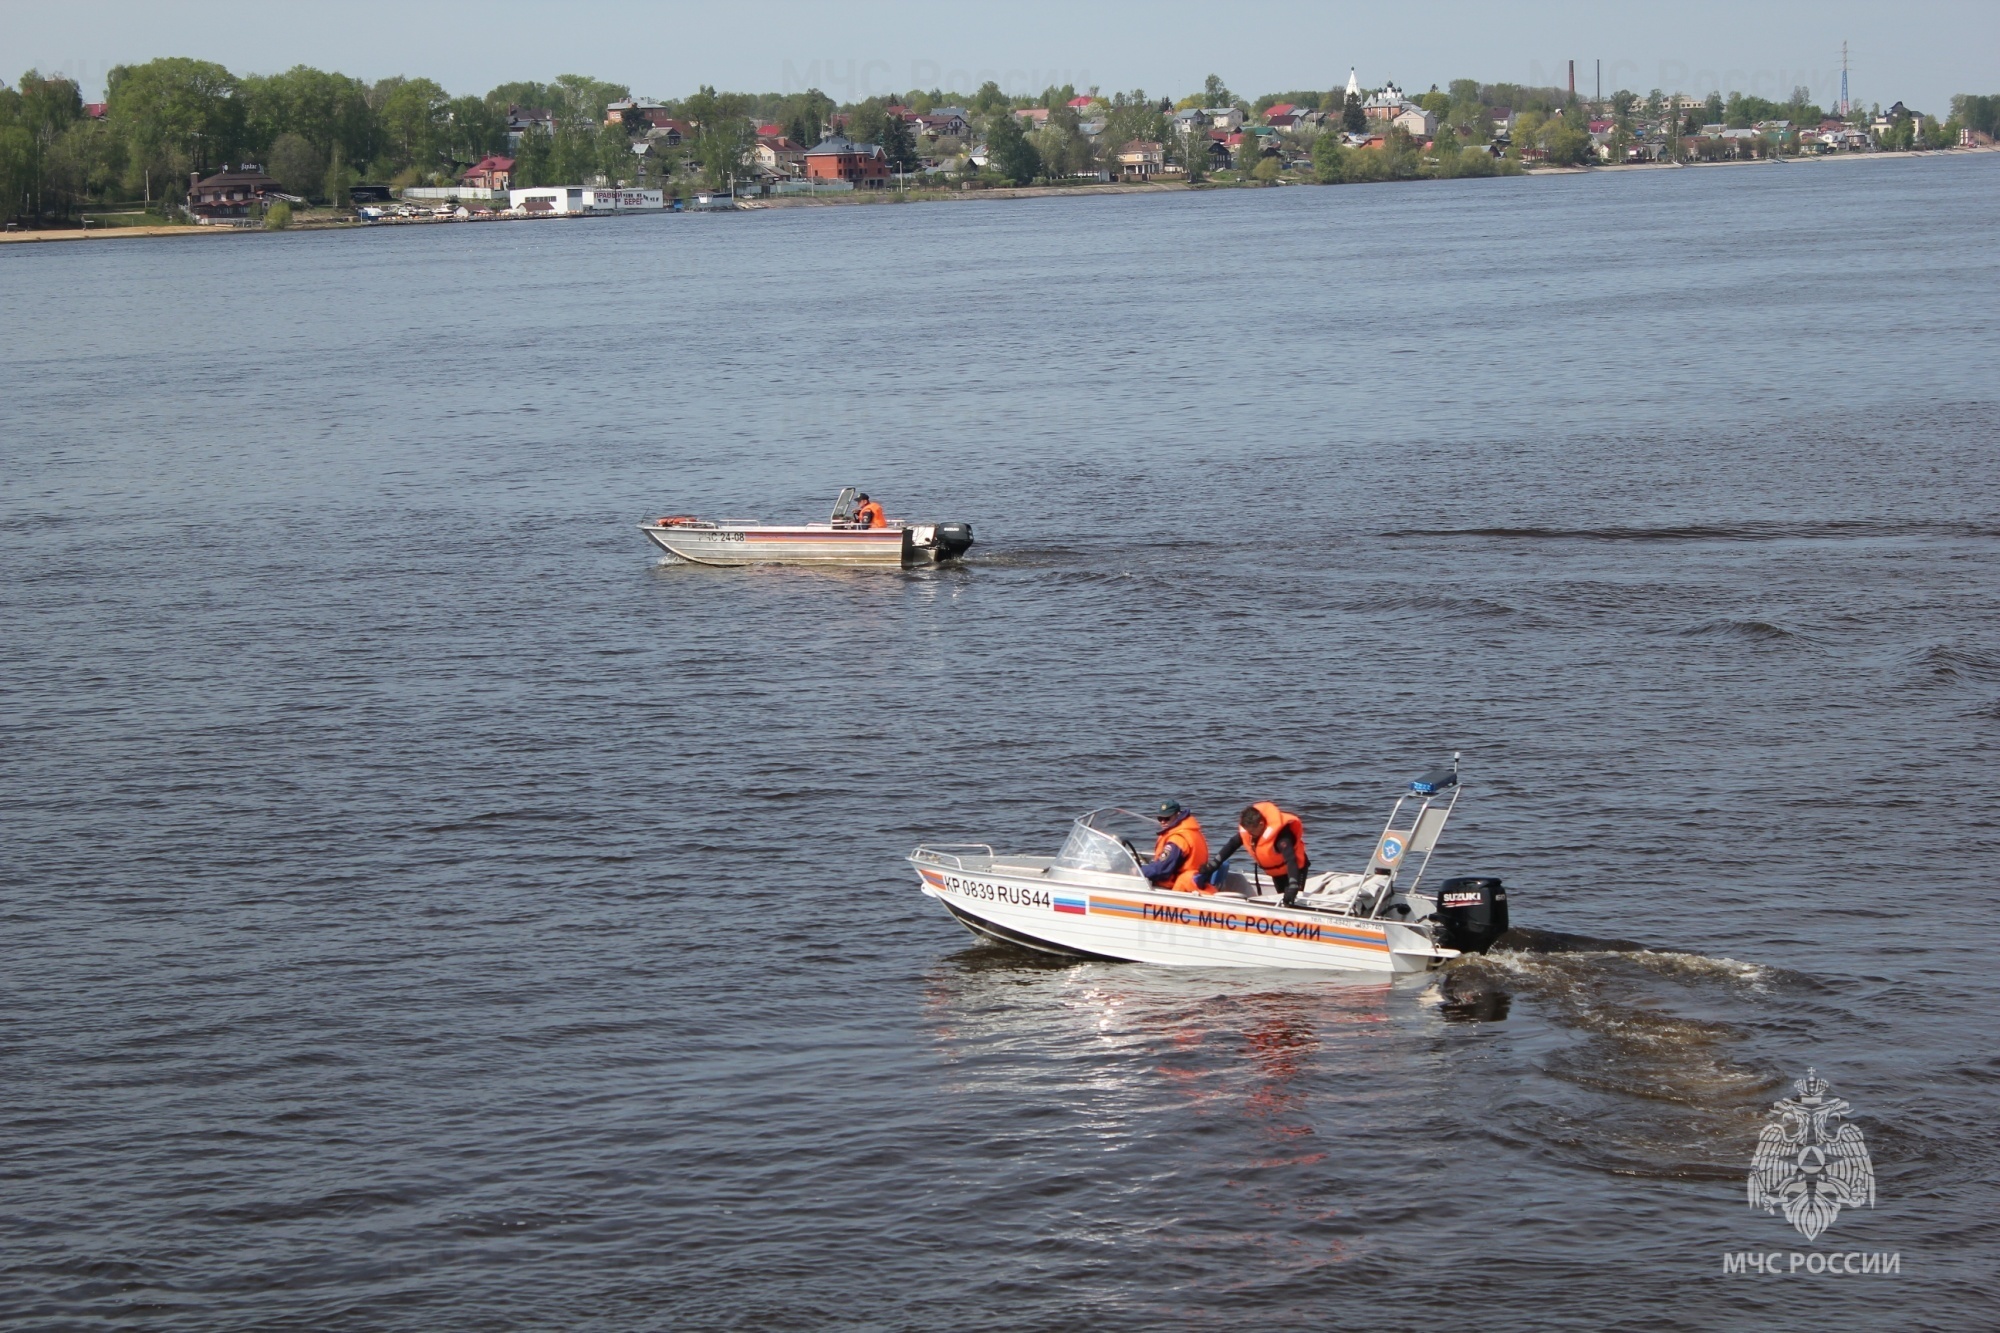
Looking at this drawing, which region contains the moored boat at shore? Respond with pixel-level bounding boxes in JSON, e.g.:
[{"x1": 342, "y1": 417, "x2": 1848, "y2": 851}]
[
  {"x1": 640, "y1": 488, "x2": 974, "y2": 567},
  {"x1": 911, "y1": 757, "x2": 1510, "y2": 973}
]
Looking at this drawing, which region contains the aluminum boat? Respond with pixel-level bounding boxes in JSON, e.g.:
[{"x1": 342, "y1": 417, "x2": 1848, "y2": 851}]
[
  {"x1": 910, "y1": 757, "x2": 1510, "y2": 973},
  {"x1": 640, "y1": 488, "x2": 974, "y2": 567}
]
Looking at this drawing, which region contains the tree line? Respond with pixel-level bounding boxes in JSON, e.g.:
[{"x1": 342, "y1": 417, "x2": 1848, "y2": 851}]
[{"x1": 3, "y1": 59, "x2": 1990, "y2": 223}]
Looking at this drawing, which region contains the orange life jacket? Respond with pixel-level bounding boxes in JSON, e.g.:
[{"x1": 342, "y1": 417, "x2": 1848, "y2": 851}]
[
  {"x1": 855, "y1": 500, "x2": 886, "y2": 529},
  {"x1": 1240, "y1": 802, "x2": 1307, "y2": 877},
  {"x1": 1153, "y1": 815, "x2": 1210, "y2": 894}
]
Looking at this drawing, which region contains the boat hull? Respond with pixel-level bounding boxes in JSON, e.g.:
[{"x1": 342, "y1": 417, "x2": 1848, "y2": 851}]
[
  {"x1": 642, "y1": 523, "x2": 911, "y2": 566},
  {"x1": 914, "y1": 863, "x2": 1444, "y2": 973}
]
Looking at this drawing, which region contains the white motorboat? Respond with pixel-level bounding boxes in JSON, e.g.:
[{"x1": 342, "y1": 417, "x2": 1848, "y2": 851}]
[
  {"x1": 910, "y1": 757, "x2": 1509, "y2": 974},
  {"x1": 640, "y1": 488, "x2": 975, "y2": 567}
]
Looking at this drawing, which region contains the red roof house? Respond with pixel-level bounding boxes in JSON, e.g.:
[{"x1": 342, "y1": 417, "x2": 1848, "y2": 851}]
[{"x1": 461, "y1": 155, "x2": 515, "y2": 190}]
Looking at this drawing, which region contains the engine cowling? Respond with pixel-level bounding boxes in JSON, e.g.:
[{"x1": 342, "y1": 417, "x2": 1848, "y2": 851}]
[
  {"x1": 1434, "y1": 876, "x2": 1509, "y2": 954},
  {"x1": 930, "y1": 522, "x2": 974, "y2": 559}
]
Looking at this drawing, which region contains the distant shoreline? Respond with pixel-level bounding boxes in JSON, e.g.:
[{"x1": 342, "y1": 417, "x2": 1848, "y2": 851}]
[{"x1": 5, "y1": 145, "x2": 1992, "y2": 244}]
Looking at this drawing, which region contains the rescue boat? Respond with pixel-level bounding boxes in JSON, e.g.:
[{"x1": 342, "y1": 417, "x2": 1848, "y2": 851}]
[
  {"x1": 909, "y1": 757, "x2": 1510, "y2": 974},
  {"x1": 640, "y1": 488, "x2": 975, "y2": 567}
]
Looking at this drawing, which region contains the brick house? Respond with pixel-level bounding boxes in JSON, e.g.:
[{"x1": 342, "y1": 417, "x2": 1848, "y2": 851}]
[
  {"x1": 461, "y1": 155, "x2": 515, "y2": 190},
  {"x1": 804, "y1": 134, "x2": 890, "y2": 187}
]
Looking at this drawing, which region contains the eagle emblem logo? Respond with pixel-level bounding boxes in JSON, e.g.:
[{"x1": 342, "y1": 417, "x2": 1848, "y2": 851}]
[{"x1": 1748, "y1": 1068, "x2": 1875, "y2": 1240}]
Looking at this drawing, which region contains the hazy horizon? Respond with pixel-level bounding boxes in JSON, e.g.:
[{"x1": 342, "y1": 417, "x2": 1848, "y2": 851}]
[{"x1": 4, "y1": 0, "x2": 1993, "y2": 115}]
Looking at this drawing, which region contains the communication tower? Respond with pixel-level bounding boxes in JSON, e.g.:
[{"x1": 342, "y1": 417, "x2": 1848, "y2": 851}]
[{"x1": 1840, "y1": 41, "x2": 1850, "y2": 116}]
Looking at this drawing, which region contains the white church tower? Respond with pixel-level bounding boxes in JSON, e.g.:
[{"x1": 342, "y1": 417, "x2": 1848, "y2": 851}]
[{"x1": 1345, "y1": 67, "x2": 1362, "y2": 101}]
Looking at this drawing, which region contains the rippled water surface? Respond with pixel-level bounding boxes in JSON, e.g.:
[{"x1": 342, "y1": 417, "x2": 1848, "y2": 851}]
[{"x1": 5, "y1": 156, "x2": 1999, "y2": 1330}]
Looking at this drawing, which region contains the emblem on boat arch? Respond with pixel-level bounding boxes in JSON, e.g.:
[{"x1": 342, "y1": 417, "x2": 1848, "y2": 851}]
[{"x1": 1748, "y1": 1068, "x2": 1876, "y2": 1241}]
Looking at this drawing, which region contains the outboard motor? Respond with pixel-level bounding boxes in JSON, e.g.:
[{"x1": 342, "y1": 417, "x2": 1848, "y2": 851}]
[
  {"x1": 1434, "y1": 876, "x2": 1509, "y2": 954},
  {"x1": 931, "y1": 522, "x2": 975, "y2": 559}
]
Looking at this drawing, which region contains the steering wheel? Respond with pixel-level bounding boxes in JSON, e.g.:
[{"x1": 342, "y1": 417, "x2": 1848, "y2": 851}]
[{"x1": 1118, "y1": 837, "x2": 1142, "y2": 866}]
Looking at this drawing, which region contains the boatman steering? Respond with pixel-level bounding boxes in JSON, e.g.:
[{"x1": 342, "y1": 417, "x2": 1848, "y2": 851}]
[
  {"x1": 1202, "y1": 801, "x2": 1310, "y2": 906},
  {"x1": 853, "y1": 493, "x2": 887, "y2": 528},
  {"x1": 1140, "y1": 800, "x2": 1210, "y2": 894}
]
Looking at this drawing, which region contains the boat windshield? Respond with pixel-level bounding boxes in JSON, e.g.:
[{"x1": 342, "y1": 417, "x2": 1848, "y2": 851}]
[{"x1": 1051, "y1": 809, "x2": 1151, "y2": 877}]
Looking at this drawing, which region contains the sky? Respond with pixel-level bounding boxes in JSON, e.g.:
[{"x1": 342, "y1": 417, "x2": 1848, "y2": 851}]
[{"x1": 4, "y1": 0, "x2": 1994, "y2": 115}]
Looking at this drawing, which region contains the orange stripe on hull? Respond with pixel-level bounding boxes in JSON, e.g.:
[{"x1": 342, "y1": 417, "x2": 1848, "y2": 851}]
[{"x1": 1087, "y1": 894, "x2": 1389, "y2": 950}]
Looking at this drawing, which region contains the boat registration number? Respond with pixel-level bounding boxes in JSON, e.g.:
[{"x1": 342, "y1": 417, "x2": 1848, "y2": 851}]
[{"x1": 942, "y1": 875, "x2": 1052, "y2": 910}]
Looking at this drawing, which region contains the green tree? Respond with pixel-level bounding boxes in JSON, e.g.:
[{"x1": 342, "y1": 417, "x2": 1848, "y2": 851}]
[
  {"x1": 596, "y1": 120, "x2": 632, "y2": 183},
  {"x1": 1342, "y1": 91, "x2": 1366, "y2": 134},
  {"x1": 1545, "y1": 118, "x2": 1593, "y2": 166},
  {"x1": 1250, "y1": 154, "x2": 1281, "y2": 182},
  {"x1": 106, "y1": 57, "x2": 244, "y2": 207},
  {"x1": 1381, "y1": 126, "x2": 1422, "y2": 178},
  {"x1": 548, "y1": 118, "x2": 593, "y2": 183},
  {"x1": 880, "y1": 109, "x2": 918, "y2": 172},
  {"x1": 13, "y1": 71, "x2": 82, "y2": 218},
  {"x1": 1952, "y1": 94, "x2": 1999, "y2": 137},
  {"x1": 242, "y1": 66, "x2": 376, "y2": 175},
  {"x1": 512, "y1": 123, "x2": 552, "y2": 187},
  {"x1": 0, "y1": 122, "x2": 33, "y2": 221},
  {"x1": 1342, "y1": 145, "x2": 1390, "y2": 182},
  {"x1": 970, "y1": 81, "x2": 1008, "y2": 116},
  {"x1": 1703, "y1": 91, "x2": 1724, "y2": 125},
  {"x1": 551, "y1": 74, "x2": 629, "y2": 126},
  {"x1": 264, "y1": 200, "x2": 291, "y2": 229},
  {"x1": 322, "y1": 141, "x2": 356, "y2": 206},
  {"x1": 1428, "y1": 125, "x2": 1461, "y2": 174},
  {"x1": 777, "y1": 88, "x2": 834, "y2": 145},
  {"x1": 267, "y1": 131, "x2": 324, "y2": 196},
  {"x1": 1310, "y1": 131, "x2": 1345, "y2": 182},
  {"x1": 1029, "y1": 105, "x2": 1091, "y2": 178},
  {"x1": 378, "y1": 77, "x2": 448, "y2": 171},
  {"x1": 847, "y1": 97, "x2": 889, "y2": 147},
  {"x1": 984, "y1": 108, "x2": 1039, "y2": 183},
  {"x1": 1098, "y1": 89, "x2": 1164, "y2": 156},
  {"x1": 446, "y1": 95, "x2": 505, "y2": 165},
  {"x1": 45, "y1": 116, "x2": 125, "y2": 214},
  {"x1": 681, "y1": 85, "x2": 752, "y2": 189},
  {"x1": 1202, "y1": 73, "x2": 1232, "y2": 107}
]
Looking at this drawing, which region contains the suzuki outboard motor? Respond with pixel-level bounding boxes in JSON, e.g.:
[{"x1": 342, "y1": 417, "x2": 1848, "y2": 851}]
[
  {"x1": 1435, "y1": 876, "x2": 1509, "y2": 954},
  {"x1": 931, "y1": 522, "x2": 975, "y2": 559}
]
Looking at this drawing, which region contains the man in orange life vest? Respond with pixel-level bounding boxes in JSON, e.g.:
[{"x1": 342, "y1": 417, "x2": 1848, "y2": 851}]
[
  {"x1": 853, "y1": 493, "x2": 886, "y2": 528},
  {"x1": 1202, "y1": 801, "x2": 1310, "y2": 906},
  {"x1": 1139, "y1": 800, "x2": 1210, "y2": 894}
]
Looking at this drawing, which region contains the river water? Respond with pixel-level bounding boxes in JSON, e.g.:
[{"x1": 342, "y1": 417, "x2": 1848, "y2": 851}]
[{"x1": 4, "y1": 156, "x2": 1998, "y2": 1330}]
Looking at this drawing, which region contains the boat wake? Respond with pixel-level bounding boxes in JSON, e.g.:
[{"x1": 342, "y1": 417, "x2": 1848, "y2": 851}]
[
  {"x1": 1381, "y1": 518, "x2": 2000, "y2": 543},
  {"x1": 1437, "y1": 932, "x2": 1814, "y2": 1180}
]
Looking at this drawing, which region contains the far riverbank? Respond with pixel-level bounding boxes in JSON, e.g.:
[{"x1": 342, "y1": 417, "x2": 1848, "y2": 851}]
[{"x1": 6, "y1": 144, "x2": 1991, "y2": 244}]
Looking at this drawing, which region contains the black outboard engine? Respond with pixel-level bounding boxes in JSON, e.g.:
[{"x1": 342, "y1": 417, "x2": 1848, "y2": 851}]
[
  {"x1": 931, "y1": 522, "x2": 975, "y2": 559},
  {"x1": 1434, "y1": 876, "x2": 1509, "y2": 954}
]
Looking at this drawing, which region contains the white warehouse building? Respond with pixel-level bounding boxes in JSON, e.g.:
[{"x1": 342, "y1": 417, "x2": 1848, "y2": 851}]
[{"x1": 507, "y1": 187, "x2": 666, "y2": 215}]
